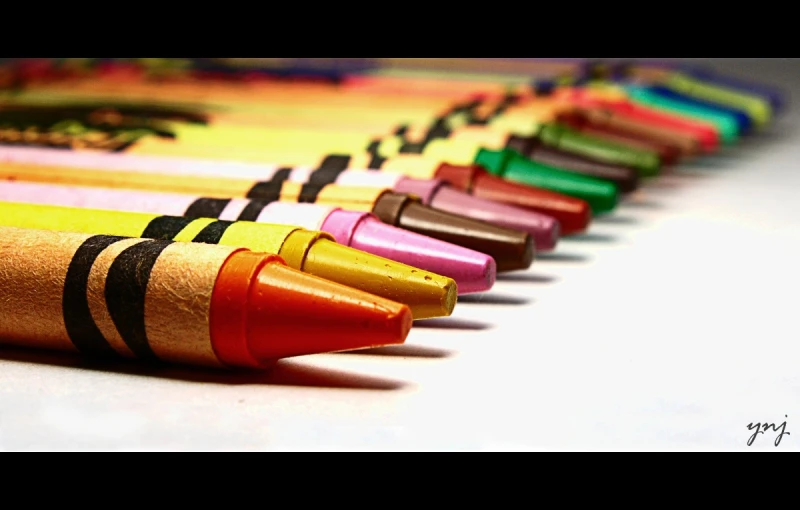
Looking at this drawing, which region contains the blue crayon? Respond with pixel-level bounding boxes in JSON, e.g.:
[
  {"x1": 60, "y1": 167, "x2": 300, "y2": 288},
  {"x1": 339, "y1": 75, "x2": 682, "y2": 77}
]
[{"x1": 644, "y1": 85, "x2": 754, "y2": 134}]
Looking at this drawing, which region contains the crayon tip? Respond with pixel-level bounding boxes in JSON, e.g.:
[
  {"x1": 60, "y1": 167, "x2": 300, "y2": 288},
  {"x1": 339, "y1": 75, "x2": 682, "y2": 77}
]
[
  {"x1": 395, "y1": 177, "x2": 560, "y2": 252},
  {"x1": 373, "y1": 192, "x2": 535, "y2": 273},
  {"x1": 282, "y1": 231, "x2": 457, "y2": 320},
  {"x1": 321, "y1": 209, "x2": 496, "y2": 295},
  {"x1": 234, "y1": 259, "x2": 413, "y2": 361},
  {"x1": 648, "y1": 86, "x2": 754, "y2": 134},
  {"x1": 454, "y1": 164, "x2": 592, "y2": 235},
  {"x1": 537, "y1": 123, "x2": 662, "y2": 177},
  {"x1": 502, "y1": 153, "x2": 619, "y2": 215},
  {"x1": 527, "y1": 142, "x2": 641, "y2": 194}
]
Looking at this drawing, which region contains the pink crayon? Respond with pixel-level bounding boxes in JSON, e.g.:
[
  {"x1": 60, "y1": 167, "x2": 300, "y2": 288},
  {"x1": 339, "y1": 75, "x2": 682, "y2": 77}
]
[
  {"x1": 0, "y1": 146, "x2": 559, "y2": 251},
  {"x1": 0, "y1": 180, "x2": 496, "y2": 294}
]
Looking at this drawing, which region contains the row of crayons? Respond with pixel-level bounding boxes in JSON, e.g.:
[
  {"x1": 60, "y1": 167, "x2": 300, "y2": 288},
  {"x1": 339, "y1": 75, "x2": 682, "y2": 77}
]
[{"x1": 0, "y1": 57, "x2": 785, "y2": 370}]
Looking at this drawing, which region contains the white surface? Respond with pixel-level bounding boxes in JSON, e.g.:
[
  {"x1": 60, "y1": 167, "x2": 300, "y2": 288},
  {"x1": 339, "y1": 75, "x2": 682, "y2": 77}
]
[{"x1": 1, "y1": 59, "x2": 799, "y2": 451}]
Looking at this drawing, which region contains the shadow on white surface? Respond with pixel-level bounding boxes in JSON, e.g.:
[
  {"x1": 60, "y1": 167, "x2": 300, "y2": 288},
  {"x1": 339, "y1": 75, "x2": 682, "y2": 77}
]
[
  {"x1": 412, "y1": 317, "x2": 493, "y2": 330},
  {"x1": 0, "y1": 346, "x2": 408, "y2": 390},
  {"x1": 495, "y1": 272, "x2": 557, "y2": 283},
  {"x1": 593, "y1": 215, "x2": 640, "y2": 225},
  {"x1": 562, "y1": 232, "x2": 619, "y2": 243},
  {"x1": 343, "y1": 344, "x2": 452, "y2": 358},
  {"x1": 457, "y1": 293, "x2": 532, "y2": 305},
  {"x1": 537, "y1": 252, "x2": 590, "y2": 262}
]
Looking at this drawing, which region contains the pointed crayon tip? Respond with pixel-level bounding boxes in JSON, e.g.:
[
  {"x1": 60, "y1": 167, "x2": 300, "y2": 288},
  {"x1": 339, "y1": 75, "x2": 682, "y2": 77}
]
[
  {"x1": 240, "y1": 262, "x2": 413, "y2": 361},
  {"x1": 373, "y1": 192, "x2": 535, "y2": 273},
  {"x1": 283, "y1": 233, "x2": 457, "y2": 320},
  {"x1": 468, "y1": 170, "x2": 592, "y2": 236},
  {"x1": 426, "y1": 184, "x2": 560, "y2": 252},
  {"x1": 501, "y1": 153, "x2": 619, "y2": 215},
  {"x1": 321, "y1": 210, "x2": 495, "y2": 295}
]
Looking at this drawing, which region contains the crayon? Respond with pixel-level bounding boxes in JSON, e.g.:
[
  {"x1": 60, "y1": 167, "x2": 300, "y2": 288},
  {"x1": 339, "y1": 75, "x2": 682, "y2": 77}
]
[
  {"x1": 642, "y1": 85, "x2": 754, "y2": 134},
  {"x1": 366, "y1": 57, "x2": 780, "y2": 121},
  {"x1": 531, "y1": 123, "x2": 661, "y2": 177},
  {"x1": 0, "y1": 157, "x2": 534, "y2": 273},
  {"x1": 678, "y1": 67, "x2": 787, "y2": 113},
  {"x1": 554, "y1": 86, "x2": 722, "y2": 152},
  {"x1": 649, "y1": 72, "x2": 773, "y2": 128},
  {"x1": 588, "y1": 60, "x2": 786, "y2": 114},
  {"x1": 0, "y1": 145, "x2": 558, "y2": 250},
  {"x1": 381, "y1": 111, "x2": 641, "y2": 193},
  {"x1": 8, "y1": 58, "x2": 773, "y2": 132},
  {"x1": 0, "y1": 96, "x2": 589, "y2": 232},
  {"x1": 0, "y1": 93, "x2": 623, "y2": 201},
  {"x1": 551, "y1": 111, "x2": 687, "y2": 165},
  {"x1": 523, "y1": 140, "x2": 639, "y2": 193},
  {"x1": 2, "y1": 78, "x2": 654, "y2": 167},
  {"x1": 0, "y1": 226, "x2": 412, "y2": 367},
  {"x1": 553, "y1": 106, "x2": 703, "y2": 161},
  {"x1": 314, "y1": 170, "x2": 559, "y2": 250},
  {"x1": 622, "y1": 86, "x2": 741, "y2": 143},
  {"x1": 0, "y1": 76, "x2": 657, "y2": 197},
  {"x1": 0, "y1": 144, "x2": 587, "y2": 236},
  {"x1": 1, "y1": 79, "x2": 651, "y2": 188},
  {"x1": 0, "y1": 180, "x2": 497, "y2": 295},
  {"x1": 0, "y1": 201, "x2": 459, "y2": 319},
  {"x1": 143, "y1": 57, "x2": 775, "y2": 131},
  {"x1": 544, "y1": 75, "x2": 734, "y2": 137},
  {"x1": 296, "y1": 62, "x2": 770, "y2": 142},
  {"x1": 115, "y1": 58, "x2": 792, "y2": 117},
  {"x1": 449, "y1": 91, "x2": 705, "y2": 162},
  {"x1": 328, "y1": 59, "x2": 779, "y2": 128},
  {"x1": 0, "y1": 143, "x2": 591, "y2": 237},
  {"x1": 530, "y1": 71, "x2": 757, "y2": 135},
  {"x1": 0, "y1": 92, "x2": 644, "y2": 200},
  {"x1": 68, "y1": 123, "x2": 623, "y2": 216},
  {"x1": 479, "y1": 97, "x2": 665, "y2": 176}
]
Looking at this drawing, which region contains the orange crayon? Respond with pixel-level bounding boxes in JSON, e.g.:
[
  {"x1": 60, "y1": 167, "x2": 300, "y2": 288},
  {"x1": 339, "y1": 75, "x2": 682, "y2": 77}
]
[{"x1": 0, "y1": 226, "x2": 412, "y2": 368}]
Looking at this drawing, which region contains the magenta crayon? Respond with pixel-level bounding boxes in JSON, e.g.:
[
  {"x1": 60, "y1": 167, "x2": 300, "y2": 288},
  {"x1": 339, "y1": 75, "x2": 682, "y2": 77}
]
[
  {"x1": 0, "y1": 146, "x2": 559, "y2": 251},
  {"x1": 0, "y1": 179, "x2": 496, "y2": 294}
]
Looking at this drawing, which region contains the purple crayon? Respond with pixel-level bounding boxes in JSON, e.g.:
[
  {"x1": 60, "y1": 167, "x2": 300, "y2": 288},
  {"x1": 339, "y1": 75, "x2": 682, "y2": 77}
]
[{"x1": 0, "y1": 180, "x2": 496, "y2": 294}]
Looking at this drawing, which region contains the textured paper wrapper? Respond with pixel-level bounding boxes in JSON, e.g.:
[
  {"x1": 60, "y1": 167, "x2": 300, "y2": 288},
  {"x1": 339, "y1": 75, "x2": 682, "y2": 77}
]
[
  {"x1": 0, "y1": 227, "x2": 237, "y2": 366},
  {"x1": 278, "y1": 182, "x2": 383, "y2": 212},
  {"x1": 0, "y1": 162, "x2": 257, "y2": 197},
  {"x1": 0, "y1": 229, "x2": 87, "y2": 352},
  {"x1": 143, "y1": 242, "x2": 234, "y2": 366}
]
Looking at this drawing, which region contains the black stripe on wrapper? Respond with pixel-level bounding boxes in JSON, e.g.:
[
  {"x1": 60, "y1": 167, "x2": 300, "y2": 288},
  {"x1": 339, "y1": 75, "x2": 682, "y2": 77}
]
[
  {"x1": 245, "y1": 181, "x2": 284, "y2": 200},
  {"x1": 268, "y1": 167, "x2": 293, "y2": 184},
  {"x1": 104, "y1": 239, "x2": 174, "y2": 361},
  {"x1": 191, "y1": 220, "x2": 233, "y2": 244},
  {"x1": 141, "y1": 216, "x2": 195, "y2": 240},
  {"x1": 183, "y1": 198, "x2": 232, "y2": 219},
  {"x1": 62, "y1": 234, "x2": 128, "y2": 357},
  {"x1": 297, "y1": 184, "x2": 324, "y2": 203},
  {"x1": 236, "y1": 199, "x2": 273, "y2": 221},
  {"x1": 365, "y1": 140, "x2": 387, "y2": 168},
  {"x1": 244, "y1": 167, "x2": 293, "y2": 200},
  {"x1": 307, "y1": 155, "x2": 351, "y2": 186}
]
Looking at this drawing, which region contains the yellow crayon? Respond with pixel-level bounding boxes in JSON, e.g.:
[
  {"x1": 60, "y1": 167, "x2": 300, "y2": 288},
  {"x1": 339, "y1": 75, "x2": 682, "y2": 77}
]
[{"x1": 0, "y1": 201, "x2": 457, "y2": 319}]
